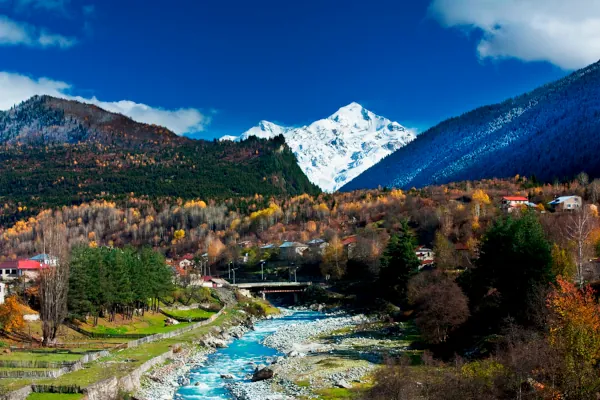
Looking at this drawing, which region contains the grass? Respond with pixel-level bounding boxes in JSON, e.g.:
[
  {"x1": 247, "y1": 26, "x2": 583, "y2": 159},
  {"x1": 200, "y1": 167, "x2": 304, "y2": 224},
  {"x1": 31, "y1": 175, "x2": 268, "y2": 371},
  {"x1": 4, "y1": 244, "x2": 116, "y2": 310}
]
[
  {"x1": 81, "y1": 312, "x2": 192, "y2": 335},
  {"x1": 0, "y1": 309, "x2": 241, "y2": 394},
  {"x1": 161, "y1": 308, "x2": 215, "y2": 320},
  {"x1": 0, "y1": 352, "x2": 82, "y2": 363},
  {"x1": 27, "y1": 394, "x2": 84, "y2": 400},
  {"x1": 314, "y1": 387, "x2": 360, "y2": 399}
]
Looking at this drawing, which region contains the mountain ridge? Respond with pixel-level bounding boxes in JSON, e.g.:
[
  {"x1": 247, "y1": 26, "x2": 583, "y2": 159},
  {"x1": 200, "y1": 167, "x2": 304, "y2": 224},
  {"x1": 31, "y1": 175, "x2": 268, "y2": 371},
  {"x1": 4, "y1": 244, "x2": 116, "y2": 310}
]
[
  {"x1": 342, "y1": 59, "x2": 600, "y2": 191},
  {"x1": 222, "y1": 102, "x2": 416, "y2": 191}
]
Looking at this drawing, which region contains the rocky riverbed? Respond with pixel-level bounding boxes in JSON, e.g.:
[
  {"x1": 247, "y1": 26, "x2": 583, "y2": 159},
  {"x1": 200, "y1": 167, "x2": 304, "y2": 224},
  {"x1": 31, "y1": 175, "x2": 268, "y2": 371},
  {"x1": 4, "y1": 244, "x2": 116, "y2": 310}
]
[
  {"x1": 137, "y1": 321, "x2": 253, "y2": 400},
  {"x1": 138, "y1": 306, "x2": 411, "y2": 400}
]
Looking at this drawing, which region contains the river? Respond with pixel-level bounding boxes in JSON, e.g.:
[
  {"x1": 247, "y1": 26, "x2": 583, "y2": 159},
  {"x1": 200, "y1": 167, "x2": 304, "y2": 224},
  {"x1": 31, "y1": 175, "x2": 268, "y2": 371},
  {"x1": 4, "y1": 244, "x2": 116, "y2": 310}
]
[{"x1": 175, "y1": 309, "x2": 327, "y2": 399}]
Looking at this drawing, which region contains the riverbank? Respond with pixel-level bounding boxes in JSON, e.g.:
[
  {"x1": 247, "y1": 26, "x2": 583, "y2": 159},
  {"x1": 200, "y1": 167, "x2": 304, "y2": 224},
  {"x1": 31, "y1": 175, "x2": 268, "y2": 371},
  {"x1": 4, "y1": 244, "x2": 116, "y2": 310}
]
[
  {"x1": 137, "y1": 318, "x2": 254, "y2": 400},
  {"x1": 233, "y1": 308, "x2": 420, "y2": 400}
]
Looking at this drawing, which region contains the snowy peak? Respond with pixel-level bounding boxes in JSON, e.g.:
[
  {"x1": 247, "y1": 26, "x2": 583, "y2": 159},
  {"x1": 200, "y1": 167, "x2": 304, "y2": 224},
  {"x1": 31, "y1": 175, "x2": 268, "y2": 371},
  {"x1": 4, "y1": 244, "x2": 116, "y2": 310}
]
[
  {"x1": 239, "y1": 120, "x2": 288, "y2": 141},
  {"x1": 327, "y1": 102, "x2": 392, "y2": 132},
  {"x1": 221, "y1": 103, "x2": 416, "y2": 192}
]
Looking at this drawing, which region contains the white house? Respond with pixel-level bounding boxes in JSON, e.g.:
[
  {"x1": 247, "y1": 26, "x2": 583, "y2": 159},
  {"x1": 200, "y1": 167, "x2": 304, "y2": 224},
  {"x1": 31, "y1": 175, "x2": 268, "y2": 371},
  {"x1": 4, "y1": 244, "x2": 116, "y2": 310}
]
[{"x1": 548, "y1": 196, "x2": 582, "y2": 211}]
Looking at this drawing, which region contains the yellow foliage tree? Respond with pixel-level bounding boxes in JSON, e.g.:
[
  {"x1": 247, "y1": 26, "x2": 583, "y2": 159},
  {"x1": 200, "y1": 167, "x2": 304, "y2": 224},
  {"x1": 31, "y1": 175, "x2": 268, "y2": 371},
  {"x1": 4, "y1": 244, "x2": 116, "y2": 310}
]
[
  {"x1": 173, "y1": 229, "x2": 186, "y2": 241},
  {"x1": 0, "y1": 296, "x2": 25, "y2": 333}
]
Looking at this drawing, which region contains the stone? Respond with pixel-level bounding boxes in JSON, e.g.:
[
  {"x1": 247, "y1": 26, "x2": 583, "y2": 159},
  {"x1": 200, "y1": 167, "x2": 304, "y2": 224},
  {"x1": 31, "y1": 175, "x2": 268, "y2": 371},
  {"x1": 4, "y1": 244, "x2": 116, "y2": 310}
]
[
  {"x1": 335, "y1": 379, "x2": 352, "y2": 389},
  {"x1": 252, "y1": 367, "x2": 274, "y2": 382},
  {"x1": 220, "y1": 373, "x2": 235, "y2": 379}
]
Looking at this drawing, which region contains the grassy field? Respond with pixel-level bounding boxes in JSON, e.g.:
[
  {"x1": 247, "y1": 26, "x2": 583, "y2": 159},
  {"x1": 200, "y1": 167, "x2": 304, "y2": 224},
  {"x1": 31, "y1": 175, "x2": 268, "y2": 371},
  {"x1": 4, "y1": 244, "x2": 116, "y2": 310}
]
[
  {"x1": 161, "y1": 308, "x2": 215, "y2": 320},
  {"x1": 80, "y1": 312, "x2": 192, "y2": 335},
  {"x1": 27, "y1": 394, "x2": 84, "y2": 400},
  {"x1": 0, "y1": 352, "x2": 82, "y2": 363}
]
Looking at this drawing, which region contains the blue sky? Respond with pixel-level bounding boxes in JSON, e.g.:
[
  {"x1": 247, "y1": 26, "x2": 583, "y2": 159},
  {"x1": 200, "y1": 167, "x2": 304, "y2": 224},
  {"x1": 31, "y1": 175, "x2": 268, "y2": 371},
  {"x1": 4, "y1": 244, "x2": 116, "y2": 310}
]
[{"x1": 1, "y1": 0, "x2": 598, "y2": 139}]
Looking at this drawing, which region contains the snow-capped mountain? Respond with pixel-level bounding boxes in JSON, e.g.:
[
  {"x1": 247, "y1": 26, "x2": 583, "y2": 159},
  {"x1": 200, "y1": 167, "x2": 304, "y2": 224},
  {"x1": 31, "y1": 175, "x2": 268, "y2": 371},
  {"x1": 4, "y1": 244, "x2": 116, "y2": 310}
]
[
  {"x1": 221, "y1": 102, "x2": 416, "y2": 192},
  {"x1": 342, "y1": 59, "x2": 600, "y2": 192}
]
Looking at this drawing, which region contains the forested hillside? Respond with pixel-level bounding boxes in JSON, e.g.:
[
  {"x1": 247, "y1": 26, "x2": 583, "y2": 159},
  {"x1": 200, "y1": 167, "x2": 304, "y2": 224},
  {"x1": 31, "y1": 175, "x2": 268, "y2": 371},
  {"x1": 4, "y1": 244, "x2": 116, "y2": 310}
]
[
  {"x1": 0, "y1": 97, "x2": 319, "y2": 222},
  {"x1": 343, "y1": 59, "x2": 600, "y2": 191}
]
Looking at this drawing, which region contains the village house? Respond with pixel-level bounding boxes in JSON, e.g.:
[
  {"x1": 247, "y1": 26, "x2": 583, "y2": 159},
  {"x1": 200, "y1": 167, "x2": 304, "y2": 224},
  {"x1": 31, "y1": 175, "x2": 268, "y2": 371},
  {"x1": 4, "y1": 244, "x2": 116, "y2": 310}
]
[
  {"x1": 341, "y1": 236, "x2": 358, "y2": 258},
  {"x1": 177, "y1": 254, "x2": 195, "y2": 270},
  {"x1": 201, "y1": 276, "x2": 228, "y2": 288},
  {"x1": 548, "y1": 196, "x2": 582, "y2": 212},
  {"x1": 416, "y1": 246, "x2": 434, "y2": 262},
  {"x1": 0, "y1": 260, "x2": 48, "y2": 281},
  {"x1": 29, "y1": 254, "x2": 58, "y2": 266},
  {"x1": 279, "y1": 242, "x2": 309, "y2": 260},
  {"x1": 237, "y1": 240, "x2": 253, "y2": 248},
  {"x1": 307, "y1": 238, "x2": 329, "y2": 255},
  {"x1": 501, "y1": 196, "x2": 529, "y2": 212}
]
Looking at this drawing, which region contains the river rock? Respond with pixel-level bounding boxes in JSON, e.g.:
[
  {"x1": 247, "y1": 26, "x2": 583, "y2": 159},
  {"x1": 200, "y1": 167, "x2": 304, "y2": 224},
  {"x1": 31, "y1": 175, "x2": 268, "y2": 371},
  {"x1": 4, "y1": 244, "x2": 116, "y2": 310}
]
[
  {"x1": 221, "y1": 373, "x2": 236, "y2": 379},
  {"x1": 252, "y1": 367, "x2": 274, "y2": 382},
  {"x1": 335, "y1": 379, "x2": 352, "y2": 389}
]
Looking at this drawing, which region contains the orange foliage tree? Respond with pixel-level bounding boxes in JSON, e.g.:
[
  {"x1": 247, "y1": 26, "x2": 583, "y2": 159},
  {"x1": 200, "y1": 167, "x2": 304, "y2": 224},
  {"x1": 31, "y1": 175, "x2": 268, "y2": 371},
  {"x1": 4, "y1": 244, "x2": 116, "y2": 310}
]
[
  {"x1": 0, "y1": 296, "x2": 25, "y2": 333},
  {"x1": 547, "y1": 277, "x2": 600, "y2": 382}
]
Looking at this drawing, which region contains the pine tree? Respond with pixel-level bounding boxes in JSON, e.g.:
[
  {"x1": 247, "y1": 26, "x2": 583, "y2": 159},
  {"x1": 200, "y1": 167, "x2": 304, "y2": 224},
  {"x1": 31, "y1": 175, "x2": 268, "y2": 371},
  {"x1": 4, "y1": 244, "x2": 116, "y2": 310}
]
[{"x1": 379, "y1": 221, "x2": 421, "y2": 304}]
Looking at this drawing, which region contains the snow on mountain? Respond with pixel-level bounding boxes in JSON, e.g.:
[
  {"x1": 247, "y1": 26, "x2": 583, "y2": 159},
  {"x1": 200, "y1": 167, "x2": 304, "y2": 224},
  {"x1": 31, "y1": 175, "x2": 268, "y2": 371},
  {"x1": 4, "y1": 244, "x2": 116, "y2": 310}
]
[
  {"x1": 221, "y1": 103, "x2": 416, "y2": 192},
  {"x1": 341, "y1": 59, "x2": 600, "y2": 192}
]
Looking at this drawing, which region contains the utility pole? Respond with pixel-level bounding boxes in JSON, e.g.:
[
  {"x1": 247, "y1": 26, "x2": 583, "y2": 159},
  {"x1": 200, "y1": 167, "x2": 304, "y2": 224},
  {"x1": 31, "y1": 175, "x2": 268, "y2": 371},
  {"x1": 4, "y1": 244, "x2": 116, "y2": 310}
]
[
  {"x1": 260, "y1": 260, "x2": 265, "y2": 281},
  {"x1": 228, "y1": 262, "x2": 232, "y2": 280}
]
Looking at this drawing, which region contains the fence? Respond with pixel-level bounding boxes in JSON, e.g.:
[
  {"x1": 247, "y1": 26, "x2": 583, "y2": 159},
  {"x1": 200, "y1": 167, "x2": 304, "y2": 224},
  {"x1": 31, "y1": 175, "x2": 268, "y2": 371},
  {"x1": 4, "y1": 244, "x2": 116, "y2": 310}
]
[
  {"x1": 31, "y1": 384, "x2": 83, "y2": 394},
  {"x1": 0, "y1": 360, "x2": 77, "y2": 369}
]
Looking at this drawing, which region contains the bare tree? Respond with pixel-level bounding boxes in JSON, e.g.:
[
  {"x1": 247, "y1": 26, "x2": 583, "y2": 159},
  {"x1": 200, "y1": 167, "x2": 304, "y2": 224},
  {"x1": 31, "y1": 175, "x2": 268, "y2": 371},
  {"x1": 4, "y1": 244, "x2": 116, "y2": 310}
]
[
  {"x1": 564, "y1": 207, "x2": 596, "y2": 286},
  {"x1": 37, "y1": 214, "x2": 70, "y2": 346},
  {"x1": 590, "y1": 179, "x2": 600, "y2": 204}
]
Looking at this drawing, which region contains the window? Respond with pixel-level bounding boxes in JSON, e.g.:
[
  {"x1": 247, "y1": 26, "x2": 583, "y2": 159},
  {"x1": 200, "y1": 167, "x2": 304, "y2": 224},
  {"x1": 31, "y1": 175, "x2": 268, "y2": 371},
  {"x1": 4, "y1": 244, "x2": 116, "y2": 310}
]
[{"x1": 11, "y1": 269, "x2": 16, "y2": 275}]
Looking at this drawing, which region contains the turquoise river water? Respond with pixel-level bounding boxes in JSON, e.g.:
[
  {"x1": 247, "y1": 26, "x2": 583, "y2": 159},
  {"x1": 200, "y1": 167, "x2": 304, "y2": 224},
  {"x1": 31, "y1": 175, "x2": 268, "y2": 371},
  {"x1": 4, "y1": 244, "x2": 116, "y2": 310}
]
[{"x1": 175, "y1": 309, "x2": 325, "y2": 399}]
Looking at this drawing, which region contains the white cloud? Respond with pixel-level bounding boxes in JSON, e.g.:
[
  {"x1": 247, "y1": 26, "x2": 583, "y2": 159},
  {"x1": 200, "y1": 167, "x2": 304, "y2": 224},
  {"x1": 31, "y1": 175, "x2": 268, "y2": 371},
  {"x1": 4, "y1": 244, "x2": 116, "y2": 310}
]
[
  {"x1": 429, "y1": 0, "x2": 600, "y2": 70},
  {"x1": 0, "y1": 71, "x2": 210, "y2": 134},
  {"x1": 15, "y1": 0, "x2": 70, "y2": 12},
  {"x1": 0, "y1": 15, "x2": 76, "y2": 48}
]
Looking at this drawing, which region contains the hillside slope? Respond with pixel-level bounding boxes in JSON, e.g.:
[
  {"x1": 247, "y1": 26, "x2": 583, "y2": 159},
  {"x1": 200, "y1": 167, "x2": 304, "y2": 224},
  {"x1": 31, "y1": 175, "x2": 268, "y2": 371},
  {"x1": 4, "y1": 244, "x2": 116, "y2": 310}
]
[
  {"x1": 342, "y1": 60, "x2": 600, "y2": 191},
  {"x1": 0, "y1": 97, "x2": 319, "y2": 217},
  {"x1": 222, "y1": 103, "x2": 416, "y2": 191}
]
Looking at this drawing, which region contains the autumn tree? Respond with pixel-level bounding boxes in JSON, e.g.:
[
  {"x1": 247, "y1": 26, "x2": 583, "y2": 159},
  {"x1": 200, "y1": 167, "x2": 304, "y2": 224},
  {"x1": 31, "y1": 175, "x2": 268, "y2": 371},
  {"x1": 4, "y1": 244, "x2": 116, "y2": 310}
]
[
  {"x1": 320, "y1": 235, "x2": 347, "y2": 280},
  {"x1": 432, "y1": 231, "x2": 456, "y2": 270},
  {"x1": 0, "y1": 296, "x2": 25, "y2": 333},
  {"x1": 408, "y1": 271, "x2": 469, "y2": 344},
  {"x1": 551, "y1": 243, "x2": 576, "y2": 280},
  {"x1": 547, "y1": 277, "x2": 600, "y2": 397}
]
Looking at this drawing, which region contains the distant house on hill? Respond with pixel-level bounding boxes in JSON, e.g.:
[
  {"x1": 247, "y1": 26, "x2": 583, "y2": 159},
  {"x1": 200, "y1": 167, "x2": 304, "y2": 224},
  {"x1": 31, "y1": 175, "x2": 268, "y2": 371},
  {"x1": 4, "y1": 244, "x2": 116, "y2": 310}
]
[
  {"x1": 0, "y1": 260, "x2": 48, "y2": 281},
  {"x1": 279, "y1": 242, "x2": 309, "y2": 259},
  {"x1": 29, "y1": 254, "x2": 58, "y2": 266},
  {"x1": 548, "y1": 196, "x2": 582, "y2": 212},
  {"x1": 341, "y1": 236, "x2": 358, "y2": 258},
  {"x1": 201, "y1": 276, "x2": 228, "y2": 288},
  {"x1": 416, "y1": 246, "x2": 434, "y2": 269},
  {"x1": 238, "y1": 240, "x2": 253, "y2": 248},
  {"x1": 501, "y1": 196, "x2": 528, "y2": 212},
  {"x1": 307, "y1": 239, "x2": 329, "y2": 255}
]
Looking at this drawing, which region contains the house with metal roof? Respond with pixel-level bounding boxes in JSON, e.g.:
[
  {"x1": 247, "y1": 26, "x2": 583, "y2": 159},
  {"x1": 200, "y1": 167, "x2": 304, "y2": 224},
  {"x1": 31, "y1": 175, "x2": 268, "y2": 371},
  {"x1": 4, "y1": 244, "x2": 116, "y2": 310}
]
[
  {"x1": 548, "y1": 196, "x2": 582, "y2": 211},
  {"x1": 279, "y1": 242, "x2": 309, "y2": 259}
]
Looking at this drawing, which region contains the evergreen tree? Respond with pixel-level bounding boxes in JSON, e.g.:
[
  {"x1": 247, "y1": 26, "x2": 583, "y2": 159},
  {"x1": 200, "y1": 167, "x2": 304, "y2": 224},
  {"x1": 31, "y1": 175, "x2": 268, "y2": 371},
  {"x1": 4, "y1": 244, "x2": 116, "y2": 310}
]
[
  {"x1": 379, "y1": 221, "x2": 421, "y2": 304},
  {"x1": 465, "y1": 211, "x2": 553, "y2": 325}
]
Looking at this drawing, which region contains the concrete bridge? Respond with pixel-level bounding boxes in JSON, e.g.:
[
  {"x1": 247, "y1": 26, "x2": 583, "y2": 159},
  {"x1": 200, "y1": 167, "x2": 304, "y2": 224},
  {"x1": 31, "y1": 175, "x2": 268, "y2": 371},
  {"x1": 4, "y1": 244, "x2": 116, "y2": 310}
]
[{"x1": 232, "y1": 282, "x2": 312, "y2": 301}]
